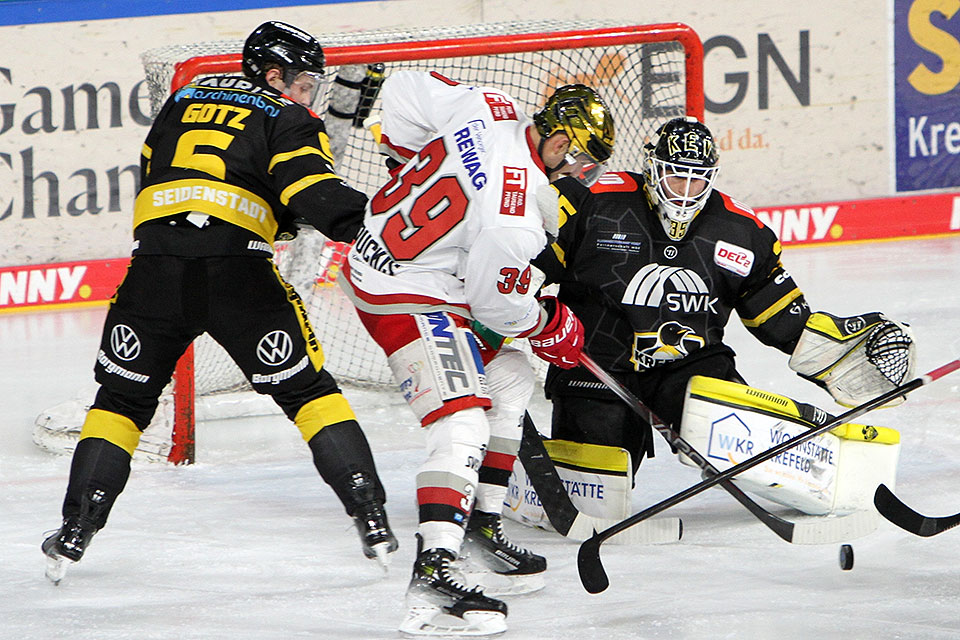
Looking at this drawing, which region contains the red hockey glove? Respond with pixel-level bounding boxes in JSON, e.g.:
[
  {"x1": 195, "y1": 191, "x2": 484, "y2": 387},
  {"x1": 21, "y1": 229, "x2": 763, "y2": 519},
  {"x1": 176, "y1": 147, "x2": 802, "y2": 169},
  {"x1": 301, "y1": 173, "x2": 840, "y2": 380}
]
[{"x1": 528, "y1": 296, "x2": 584, "y2": 369}]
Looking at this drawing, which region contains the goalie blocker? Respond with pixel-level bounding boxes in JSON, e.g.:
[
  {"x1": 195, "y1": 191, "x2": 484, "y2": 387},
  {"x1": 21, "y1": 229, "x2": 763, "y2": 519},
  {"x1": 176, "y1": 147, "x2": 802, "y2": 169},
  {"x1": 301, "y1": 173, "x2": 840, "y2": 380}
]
[{"x1": 679, "y1": 376, "x2": 900, "y2": 515}]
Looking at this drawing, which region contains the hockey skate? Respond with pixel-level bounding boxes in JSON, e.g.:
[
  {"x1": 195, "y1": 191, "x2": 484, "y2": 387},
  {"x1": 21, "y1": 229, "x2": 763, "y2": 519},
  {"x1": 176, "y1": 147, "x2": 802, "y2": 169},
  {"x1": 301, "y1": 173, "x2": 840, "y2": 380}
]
[
  {"x1": 400, "y1": 538, "x2": 507, "y2": 636},
  {"x1": 347, "y1": 472, "x2": 398, "y2": 568},
  {"x1": 460, "y1": 510, "x2": 546, "y2": 596},
  {"x1": 41, "y1": 516, "x2": 98, "y2": 585}
]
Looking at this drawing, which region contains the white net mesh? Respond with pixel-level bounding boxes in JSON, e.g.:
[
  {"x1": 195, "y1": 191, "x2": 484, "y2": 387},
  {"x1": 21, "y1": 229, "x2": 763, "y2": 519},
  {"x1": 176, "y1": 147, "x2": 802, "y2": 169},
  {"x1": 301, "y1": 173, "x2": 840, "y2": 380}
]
[
  {"x1": 34, "y1": 20, "x2": 699, "y2": 460},
  {"x1": 140, "y1": 19, "x2": 693, "y2": 395}
]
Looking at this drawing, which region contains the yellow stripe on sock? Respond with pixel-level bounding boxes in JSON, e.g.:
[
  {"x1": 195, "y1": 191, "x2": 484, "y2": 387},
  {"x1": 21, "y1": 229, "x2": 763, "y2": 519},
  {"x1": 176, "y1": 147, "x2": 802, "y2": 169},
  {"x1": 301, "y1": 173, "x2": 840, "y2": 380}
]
[
  {"x1": 294, "y1": 394, "x2": 357, "y2": 442},
  {"x1": 79, "y1": 409, "x2": 142, "y2": 456}
]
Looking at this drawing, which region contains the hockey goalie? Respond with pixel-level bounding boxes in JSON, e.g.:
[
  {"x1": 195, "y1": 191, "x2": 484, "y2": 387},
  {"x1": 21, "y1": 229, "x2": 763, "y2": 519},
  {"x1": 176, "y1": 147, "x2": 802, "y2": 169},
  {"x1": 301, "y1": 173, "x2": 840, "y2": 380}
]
[{"x1": 508, "y1": 116, "x2": 917, "y2": 528}]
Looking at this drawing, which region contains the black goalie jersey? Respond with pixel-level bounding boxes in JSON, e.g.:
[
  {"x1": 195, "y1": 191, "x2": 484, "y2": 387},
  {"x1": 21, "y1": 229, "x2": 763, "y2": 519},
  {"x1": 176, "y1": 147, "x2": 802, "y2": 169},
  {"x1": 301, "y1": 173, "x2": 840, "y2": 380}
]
[{"x1": 533, "y1": 171, "x2": 811, "y2": 386}]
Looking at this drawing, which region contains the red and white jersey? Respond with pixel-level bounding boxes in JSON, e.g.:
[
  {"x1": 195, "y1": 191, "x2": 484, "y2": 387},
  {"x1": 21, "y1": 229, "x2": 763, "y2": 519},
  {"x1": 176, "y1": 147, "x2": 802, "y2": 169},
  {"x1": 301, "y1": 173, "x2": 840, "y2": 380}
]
[{"x1": 342, "y1": 70, "x2": 551, "y2": 338}]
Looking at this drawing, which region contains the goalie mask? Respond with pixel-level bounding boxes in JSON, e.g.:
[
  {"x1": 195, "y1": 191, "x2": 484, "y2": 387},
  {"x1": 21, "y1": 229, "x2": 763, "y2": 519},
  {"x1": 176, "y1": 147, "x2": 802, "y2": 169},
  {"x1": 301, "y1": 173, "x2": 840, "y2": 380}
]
[
  {"x1": 643, "y1": 117, "x2": 719, "y2": 241},
  {"x1": 533, "y1": 84, "x2": 615, "y2": 187},
  {"x1": 243, "y1": 21, "x2": 326, "y2": 108}
]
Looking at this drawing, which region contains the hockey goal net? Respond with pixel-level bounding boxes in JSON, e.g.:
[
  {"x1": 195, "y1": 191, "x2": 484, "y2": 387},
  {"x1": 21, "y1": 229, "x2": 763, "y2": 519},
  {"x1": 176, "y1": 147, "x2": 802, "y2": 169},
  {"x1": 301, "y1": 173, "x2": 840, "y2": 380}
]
[{"x1": 34, "y1": 20, "x2": 703, "y2": 464}]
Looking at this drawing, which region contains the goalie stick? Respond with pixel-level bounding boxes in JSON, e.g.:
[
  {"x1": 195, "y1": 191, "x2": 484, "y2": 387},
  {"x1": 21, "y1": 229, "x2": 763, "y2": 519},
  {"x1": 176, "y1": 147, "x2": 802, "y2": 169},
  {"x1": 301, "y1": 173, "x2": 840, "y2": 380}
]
[
  {"x1": 518, "y1": 413, "x2": 682, "y2": 544},
  {"x1": 873, "y1": 483, "x2": 960, "y2": 537},
  {"x1": 578, "y1": 356, "x2": 960, "y2": 594},
  {"x1": 578, "y1": 353, "x2": 878, "y2": 546}
]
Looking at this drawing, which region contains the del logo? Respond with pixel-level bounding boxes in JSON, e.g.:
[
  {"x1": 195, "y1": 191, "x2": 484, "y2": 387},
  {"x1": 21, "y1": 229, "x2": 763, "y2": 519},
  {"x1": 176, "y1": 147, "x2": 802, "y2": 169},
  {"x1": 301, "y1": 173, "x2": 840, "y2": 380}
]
[
  {"x1": 500, "y1": 167, "x2": 527, "y2": 216},
  {"x1": 110, "y1": 324, "x2": 141, "y2": 361},
  {"x1": 483, "y1": 92, "x2": 518, "y2": 121},
  {"x1": 256, "y1": 330, "x2": 293, "y2": 366},
  {"x1": 714, "y1": 240, "x2": 754, "y2": 277}
]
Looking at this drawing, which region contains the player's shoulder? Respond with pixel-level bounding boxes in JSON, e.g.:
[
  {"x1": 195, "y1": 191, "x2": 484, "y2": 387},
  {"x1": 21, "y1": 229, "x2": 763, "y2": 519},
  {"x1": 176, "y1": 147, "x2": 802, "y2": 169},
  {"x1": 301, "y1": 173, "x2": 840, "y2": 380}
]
[
  {"x1": 589, "y1": 171, "x2": 644, "y2": 194},
  {"x1": 553, "y1": 171, "x2": 643, "y2": 202},
  {"x1": 703, "y1": 190, "x2": 781, "y2": 252},
  {"x1": 709, "y1": 189, "x2": 765, "y2": 229}
]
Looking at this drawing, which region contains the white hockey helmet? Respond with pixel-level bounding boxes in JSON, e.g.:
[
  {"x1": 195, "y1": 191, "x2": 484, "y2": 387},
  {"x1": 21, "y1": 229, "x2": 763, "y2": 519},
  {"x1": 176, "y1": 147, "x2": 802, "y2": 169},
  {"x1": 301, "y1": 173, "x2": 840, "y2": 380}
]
[{"x1": 643, "y1": 116, "x2": 719, "y2": 240}]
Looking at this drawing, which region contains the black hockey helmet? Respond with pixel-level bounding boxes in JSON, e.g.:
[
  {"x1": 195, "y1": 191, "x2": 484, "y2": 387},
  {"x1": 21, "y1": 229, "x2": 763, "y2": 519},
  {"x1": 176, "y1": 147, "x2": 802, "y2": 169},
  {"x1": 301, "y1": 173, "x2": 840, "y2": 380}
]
[
  {"x1": 242, "y1": 21, "x2": 326, "y2": 78},
  {"x1": 648, "y1": 116, "x2": 718, "y2": 168},
  {"x1": 643, "y1": 116, "x2": 719, "y2": 240}
]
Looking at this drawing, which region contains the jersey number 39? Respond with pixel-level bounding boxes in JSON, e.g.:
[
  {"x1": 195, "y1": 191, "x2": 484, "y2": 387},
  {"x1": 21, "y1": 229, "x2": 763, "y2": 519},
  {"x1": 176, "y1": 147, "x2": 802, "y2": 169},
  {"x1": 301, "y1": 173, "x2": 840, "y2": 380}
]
[{"x1": 370, "y1": 137, "x2": 468, "y2": 261}]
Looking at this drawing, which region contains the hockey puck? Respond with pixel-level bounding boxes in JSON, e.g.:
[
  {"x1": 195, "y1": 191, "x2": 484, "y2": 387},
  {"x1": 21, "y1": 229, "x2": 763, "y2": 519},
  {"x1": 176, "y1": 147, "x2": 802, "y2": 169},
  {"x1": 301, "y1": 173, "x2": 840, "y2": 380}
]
[{"x1": 839, "y1": 544, "x2": 854, "y2": 570}]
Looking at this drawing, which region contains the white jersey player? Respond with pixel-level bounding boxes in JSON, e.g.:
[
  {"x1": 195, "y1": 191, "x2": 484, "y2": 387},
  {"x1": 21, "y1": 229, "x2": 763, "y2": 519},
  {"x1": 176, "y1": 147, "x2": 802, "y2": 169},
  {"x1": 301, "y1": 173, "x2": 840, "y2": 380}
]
[{"x1": 341, "y1": 71, "x2": 614, "y2": 636}]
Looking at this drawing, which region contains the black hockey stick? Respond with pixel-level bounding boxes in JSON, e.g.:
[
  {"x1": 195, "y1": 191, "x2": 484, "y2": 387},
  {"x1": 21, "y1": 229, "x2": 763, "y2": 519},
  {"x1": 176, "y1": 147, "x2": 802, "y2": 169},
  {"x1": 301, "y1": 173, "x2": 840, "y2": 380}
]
[
  {"x1": 873, "y1": 483, "x2": 960, "y2": 537},
  {"x1": 578, "y1": 353, "x2": 876, "y2": 545},
  {"x1": 518, "y1": 412, "x2": 681, "y2": 544},
  {"x1": 578, "y1": 357, "x2": 960, "y2": 594}
]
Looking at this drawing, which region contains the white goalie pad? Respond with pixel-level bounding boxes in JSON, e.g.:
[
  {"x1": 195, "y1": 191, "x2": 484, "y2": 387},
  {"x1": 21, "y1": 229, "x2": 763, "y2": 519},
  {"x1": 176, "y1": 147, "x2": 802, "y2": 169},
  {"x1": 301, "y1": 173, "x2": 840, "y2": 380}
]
[
  {"x1": 789, "y1": 311, "x2": 916, "y2": 408},
  {"x1": 679, "y1": 376, "x2": 901, "y2": 515},
  {"x1": 504, "y1": 439, "x2": 632, "y2": 529}
]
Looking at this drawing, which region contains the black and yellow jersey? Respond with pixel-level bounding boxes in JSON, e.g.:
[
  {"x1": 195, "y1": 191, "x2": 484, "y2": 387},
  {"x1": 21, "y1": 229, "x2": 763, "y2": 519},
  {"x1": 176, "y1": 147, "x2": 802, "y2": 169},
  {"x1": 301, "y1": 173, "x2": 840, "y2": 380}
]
[
  {"x1": 533, "y1": 171, "x2": 811, "y2": 375},
  {"x1": 133, "y1": 75, "x2": 366, "y2": 257}
]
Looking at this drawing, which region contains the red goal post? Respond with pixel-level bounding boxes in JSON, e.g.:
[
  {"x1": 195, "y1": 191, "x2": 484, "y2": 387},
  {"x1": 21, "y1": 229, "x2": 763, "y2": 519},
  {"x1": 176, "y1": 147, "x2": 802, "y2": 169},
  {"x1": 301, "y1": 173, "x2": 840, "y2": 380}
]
[{"x1": 146, "y1": 20, "x2": 704, "y2": 464}]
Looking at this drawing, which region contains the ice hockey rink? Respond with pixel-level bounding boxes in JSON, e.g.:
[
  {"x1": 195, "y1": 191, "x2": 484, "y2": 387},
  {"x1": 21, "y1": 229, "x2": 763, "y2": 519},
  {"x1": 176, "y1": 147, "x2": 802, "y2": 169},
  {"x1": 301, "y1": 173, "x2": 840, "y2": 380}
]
[{"x1": 2, "y1": 234, "x2": 959, "y2": 640}]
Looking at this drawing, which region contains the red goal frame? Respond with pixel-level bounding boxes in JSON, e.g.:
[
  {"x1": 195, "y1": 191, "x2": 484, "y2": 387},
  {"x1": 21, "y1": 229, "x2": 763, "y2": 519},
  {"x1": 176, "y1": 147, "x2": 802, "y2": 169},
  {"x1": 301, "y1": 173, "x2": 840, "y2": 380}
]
[{"x1": 163, "y1": 22, "x2": 705, "y2": 464}]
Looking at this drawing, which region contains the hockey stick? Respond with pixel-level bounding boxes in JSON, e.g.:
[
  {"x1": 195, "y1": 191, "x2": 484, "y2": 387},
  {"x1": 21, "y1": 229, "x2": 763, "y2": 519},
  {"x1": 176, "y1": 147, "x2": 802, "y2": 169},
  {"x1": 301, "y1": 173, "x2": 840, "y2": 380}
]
[
  {"x1": 873, "y1": 483, "x2": 960, "y2": 537},
  {"x1": 578, "y1": 353, "x2": 877, "y2": 545},
  {"x1": 518, "y1": 413, "x2": 682, "y2": 544},
  {"x1": 578, "y1": 357, "x2": 960, "y2": 594}
]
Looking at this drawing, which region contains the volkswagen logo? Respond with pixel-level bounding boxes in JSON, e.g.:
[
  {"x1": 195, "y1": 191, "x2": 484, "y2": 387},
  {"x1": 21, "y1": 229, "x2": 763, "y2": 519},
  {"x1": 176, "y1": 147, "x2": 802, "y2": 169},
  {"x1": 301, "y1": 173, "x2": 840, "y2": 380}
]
[
  {"x1": 110, "y1": 324, "x2": 141, "y2": 361},
  {"x1": 257, "y1": 330, "x2": 293, "y2": 366}
]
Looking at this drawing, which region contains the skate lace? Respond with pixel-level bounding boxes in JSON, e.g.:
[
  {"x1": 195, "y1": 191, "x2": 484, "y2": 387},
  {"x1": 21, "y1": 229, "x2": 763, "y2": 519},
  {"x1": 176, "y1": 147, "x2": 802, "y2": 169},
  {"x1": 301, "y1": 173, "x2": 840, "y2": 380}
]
[
  {"x1": 438, "y1": 554, "x2": 484, "y2": 595},
  {"x1": 490, "y1": 519, "x2": 526, "y2": 556}
]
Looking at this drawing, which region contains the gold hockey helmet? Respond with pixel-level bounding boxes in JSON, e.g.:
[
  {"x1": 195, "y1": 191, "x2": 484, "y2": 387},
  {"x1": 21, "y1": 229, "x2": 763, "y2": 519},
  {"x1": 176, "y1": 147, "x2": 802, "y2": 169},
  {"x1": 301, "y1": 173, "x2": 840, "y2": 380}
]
[{"x1": 533, "y1": 84, "x2": 615, "y2": 185}]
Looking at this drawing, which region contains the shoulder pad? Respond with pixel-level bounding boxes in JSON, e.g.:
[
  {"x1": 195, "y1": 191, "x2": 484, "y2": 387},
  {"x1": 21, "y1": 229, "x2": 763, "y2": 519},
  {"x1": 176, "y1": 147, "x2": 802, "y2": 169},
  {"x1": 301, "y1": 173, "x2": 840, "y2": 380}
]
[
  {"x1": 589, "y1": 171, "x2": 640, "y2": 193},
  {"x1": 718, "y1": 191, "x2": 763, "y2": 228}
]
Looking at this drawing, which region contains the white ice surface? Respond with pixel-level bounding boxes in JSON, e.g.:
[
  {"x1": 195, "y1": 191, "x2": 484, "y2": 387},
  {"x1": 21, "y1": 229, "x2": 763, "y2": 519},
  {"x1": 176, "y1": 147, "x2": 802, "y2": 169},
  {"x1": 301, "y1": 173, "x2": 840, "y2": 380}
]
[{"x1": 2, "y1": 236, "x2": 959, "y2": 639}]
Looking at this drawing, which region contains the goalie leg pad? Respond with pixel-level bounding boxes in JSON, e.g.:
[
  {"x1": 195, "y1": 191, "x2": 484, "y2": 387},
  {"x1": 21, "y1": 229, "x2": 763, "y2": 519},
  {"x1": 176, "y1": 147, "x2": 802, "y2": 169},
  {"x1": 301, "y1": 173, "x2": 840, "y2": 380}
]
[
  {"x1": 789, "y1": 311, "x2": 916, "y2": 407},
  {"x1": 680, "y1": 376, "x2": 900, "y2": 514},
  {"x1": 503, "y1": 438, "x2": 632, "y2": 529}
]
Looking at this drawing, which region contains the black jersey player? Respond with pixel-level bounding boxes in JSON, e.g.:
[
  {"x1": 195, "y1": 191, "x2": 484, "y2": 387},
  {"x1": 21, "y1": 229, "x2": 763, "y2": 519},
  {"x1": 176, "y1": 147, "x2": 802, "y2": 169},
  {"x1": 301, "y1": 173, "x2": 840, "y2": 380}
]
[
  {"x1": 533, "y1": 117, "x2": 915, "y2": 476},
  {"x1": 41, "y1": 22, "x2": 396, "y2": 584}
]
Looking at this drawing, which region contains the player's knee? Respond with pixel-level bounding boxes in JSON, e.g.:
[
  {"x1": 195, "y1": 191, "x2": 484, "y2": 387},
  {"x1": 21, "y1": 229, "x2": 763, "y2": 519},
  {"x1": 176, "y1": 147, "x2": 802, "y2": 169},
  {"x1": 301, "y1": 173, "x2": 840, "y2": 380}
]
[
  {"x1": 424, "y1": 407, "x2": 489, "y2": 466},
  {"x1": 294, "y1": 392, "x2": 357, "y2": 442},
  {"x1": 91, "y1": 386, "x2": 159, "y2": 430},
  {"x1": 485, "y1": 349, "x2": 536, "y2": 412}
]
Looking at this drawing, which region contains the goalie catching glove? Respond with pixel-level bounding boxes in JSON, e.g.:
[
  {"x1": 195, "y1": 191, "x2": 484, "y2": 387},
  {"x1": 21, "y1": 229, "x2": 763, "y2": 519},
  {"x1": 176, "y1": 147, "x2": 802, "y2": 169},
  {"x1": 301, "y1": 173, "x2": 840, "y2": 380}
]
[
  {"x1": 528, "y1": 296, "x2": 583, "y2": 369},
  {"x1": 789, "y1": 311, "x2": 916, "y2": 407}
]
